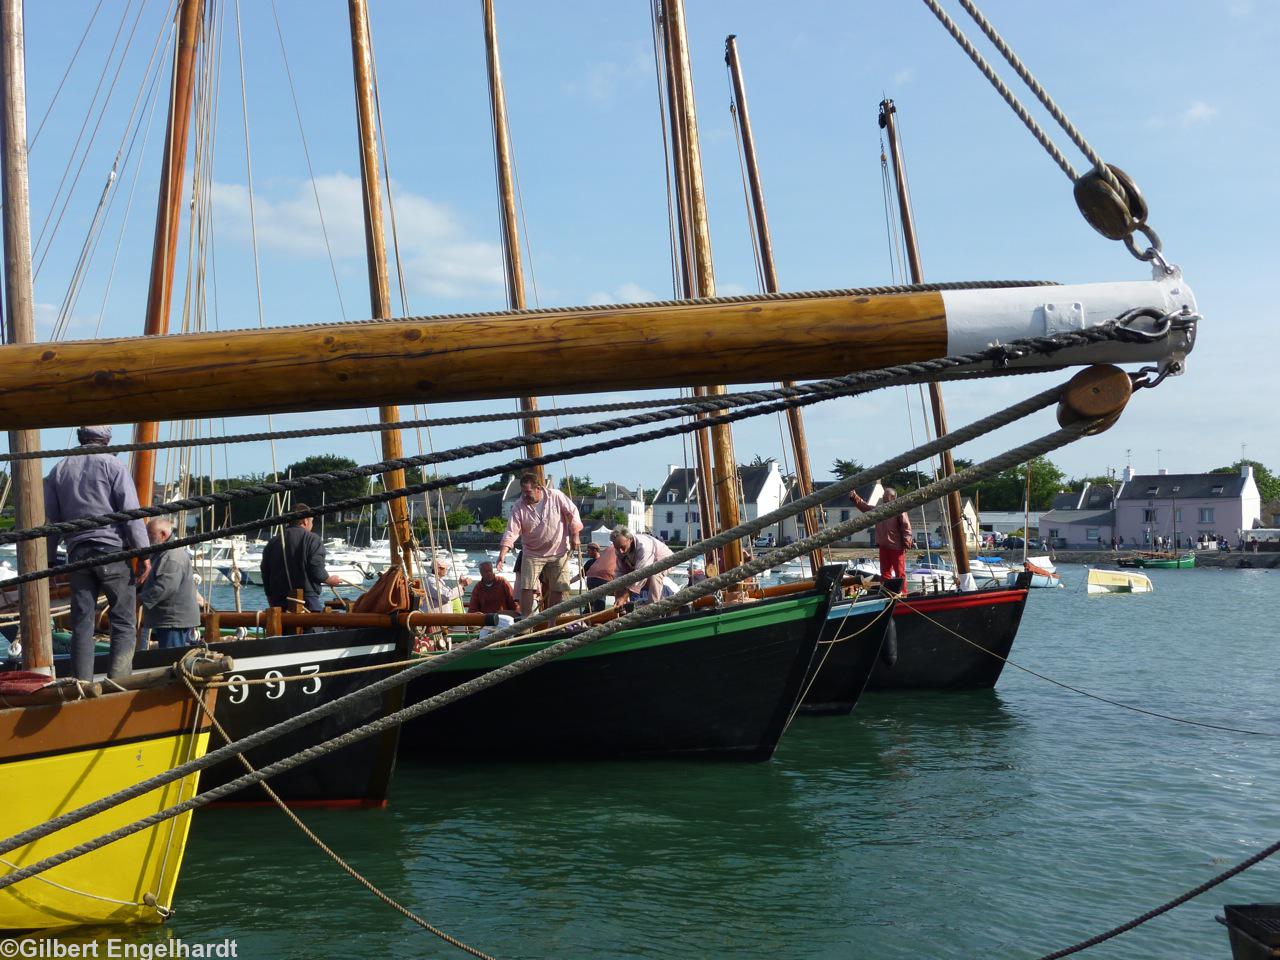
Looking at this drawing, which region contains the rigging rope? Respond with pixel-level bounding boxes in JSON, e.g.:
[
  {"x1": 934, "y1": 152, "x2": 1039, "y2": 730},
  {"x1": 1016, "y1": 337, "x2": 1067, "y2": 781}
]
[
  {"x1": 0, "y1": 321, "x2": 1157, "y2": 554},
  {"x1": 0, "y1": 381, "x2": 1093, "y2": 872}
]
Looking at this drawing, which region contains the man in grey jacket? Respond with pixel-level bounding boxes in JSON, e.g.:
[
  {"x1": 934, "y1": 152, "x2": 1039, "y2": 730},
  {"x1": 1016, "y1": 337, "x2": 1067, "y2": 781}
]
[
  {"x1": 44, "y1": 425, "x2": 151, "y2": 680},
  {"x1": 139, "y1": 518, "x2": 201, "y2": 648}
]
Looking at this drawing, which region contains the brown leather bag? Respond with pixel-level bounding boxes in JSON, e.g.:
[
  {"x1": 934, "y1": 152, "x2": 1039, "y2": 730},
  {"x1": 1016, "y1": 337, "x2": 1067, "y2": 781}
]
[{"x1": 351, "y1": 566, "x2": 412, "y2": 614}]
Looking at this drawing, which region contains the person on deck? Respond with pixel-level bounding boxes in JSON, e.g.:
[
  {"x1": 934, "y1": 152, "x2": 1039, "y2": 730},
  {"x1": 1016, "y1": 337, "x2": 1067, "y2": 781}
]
[
  {"x1": 576, "y1": 542, "x2": 637, "y2": 611},
  {"x1": 44, "y1": 425, "x2": 151, "y2": 681},
  {"x1": 421, "y1": 558, "x2": 470, "y2": 613},
  {"x1": 467, "y1": 561, "x2": 516, "y2": 615},
  {"x1": 260, "y1": 506, "x2": 344, "y2": 613},
  {"x1": 496, "y1": 472, "x2": 583, "y2": 616},
  {"x1": 611, "y1": 527, "x2": 674, "y2": 606},
  {"x1": 849, "y1": 486, "x2": 914, "y2": 581},
  {"x1": 139, "y1": 518, "x2": 202, "y2": 648}
]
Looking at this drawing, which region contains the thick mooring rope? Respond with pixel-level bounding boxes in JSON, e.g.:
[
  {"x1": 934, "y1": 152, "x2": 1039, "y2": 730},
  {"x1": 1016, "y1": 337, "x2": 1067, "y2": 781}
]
[{"x1": 0, "y1": 382, "x2": 1073, "y2": 866}]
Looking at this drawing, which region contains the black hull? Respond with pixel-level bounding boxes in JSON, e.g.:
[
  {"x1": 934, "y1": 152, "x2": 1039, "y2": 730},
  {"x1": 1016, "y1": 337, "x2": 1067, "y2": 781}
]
[
  {"x1": 91, "y1": 627, "x2": 409, "y2": 805},
  {"x1": 867, "y1": 580, "x2": 1031, "y2": 691},
  {"x1": 798, "y1": 600, "x2": 894, "y2": 715},
  {"x1": 399, "y1": 568, "x2": 843, "y2": 761}
]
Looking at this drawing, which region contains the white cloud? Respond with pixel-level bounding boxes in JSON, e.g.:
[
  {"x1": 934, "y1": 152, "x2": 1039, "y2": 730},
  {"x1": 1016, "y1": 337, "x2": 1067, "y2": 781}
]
[
  {"x1": 33, "y1": 301, "x2": 98, "y2": 341},
  {"x1": 1145, "y1": 100, "x2": 1217, "y2": 130},
  {"x1": 1180, "y1": 100, "x2": 1217, "y2": 126},
  {"x1": 587, "y1": 282, "x2": 659, "y2": 305},
  {"x1": 563, "y1": 52, "x2": 649, "y2": 102},
  {"x1": 212, "y1": 173, "x2": 504, "y2": 299}
]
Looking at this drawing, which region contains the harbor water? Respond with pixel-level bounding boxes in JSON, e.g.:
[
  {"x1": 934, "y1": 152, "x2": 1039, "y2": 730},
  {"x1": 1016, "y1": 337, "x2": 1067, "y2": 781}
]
[{"x1": 30, "y1": 566, "x2": 1280, "y2": 958}]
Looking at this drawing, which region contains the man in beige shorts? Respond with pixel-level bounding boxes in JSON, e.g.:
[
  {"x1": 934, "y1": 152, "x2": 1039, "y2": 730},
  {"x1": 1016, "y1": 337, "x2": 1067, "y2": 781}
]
[{"x1": 495, "y1": 471, "x2": 583, "y2": 616}]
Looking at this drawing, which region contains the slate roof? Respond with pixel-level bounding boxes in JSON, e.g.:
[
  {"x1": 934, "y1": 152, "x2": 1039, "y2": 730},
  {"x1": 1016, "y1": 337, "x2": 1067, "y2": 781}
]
[
  {"x1": 1038, "y1": 508, "x2": 1115, "y2": 526},
  {"x1": 657, "y1": 464, "x2": 779, "y2": 505},
  {"x1": 1051, "y1": 490, "x2": 1083, "y2": 510},
  {"x1": 1117, "y1": 473, "x2": 1247, "y2": 501}
]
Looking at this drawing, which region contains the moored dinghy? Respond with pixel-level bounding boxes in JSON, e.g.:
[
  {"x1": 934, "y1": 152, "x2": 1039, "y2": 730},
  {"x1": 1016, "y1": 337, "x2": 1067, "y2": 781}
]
[{"x1": 1087, "y1": 568, "x2": 1154, "y2": 595}]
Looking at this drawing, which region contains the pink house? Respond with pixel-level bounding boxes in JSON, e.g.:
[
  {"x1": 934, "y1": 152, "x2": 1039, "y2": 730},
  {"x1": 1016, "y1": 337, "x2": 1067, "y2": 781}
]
[{"x1": 1114, "y1": 465, "x2": 1261, "y2": 548}]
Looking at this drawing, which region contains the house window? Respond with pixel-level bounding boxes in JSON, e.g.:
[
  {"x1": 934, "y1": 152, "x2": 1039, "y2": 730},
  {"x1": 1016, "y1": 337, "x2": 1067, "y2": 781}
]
[
  {"x1": 1143, "y1": 509, "x2": 1157, "y2": 522},
  {"x1": 840, "y1": 509, "x2": 850, "y2": 521},
  {"x1": 1146, "y1": 486, "x2": 1159, "y2": 495},
  {"x1": 665, "y1": 511, "x2": 674, "y2": 524},
  {"x1": 660, "y1": 530, "x2": 668, "y2": 540},
  {"x1": 1174, "y1": 508, "x2": 1182, "y2": 523},
  {"x1": 1049, "y1": 529, "x2": 1060, "y2": 538},
  {"x1": 1086, "y1": 527, "x2": 1099, "y2": 540},
  {"x1": 1211, "y1": 485, "x2": 1223, "y2": 495},
  {"x1": 1199, "y1": 507, "x2": 1214, "y2": 523},
  {"x1": 667, "y1": 491, "x2": 676, "y2": 503}
]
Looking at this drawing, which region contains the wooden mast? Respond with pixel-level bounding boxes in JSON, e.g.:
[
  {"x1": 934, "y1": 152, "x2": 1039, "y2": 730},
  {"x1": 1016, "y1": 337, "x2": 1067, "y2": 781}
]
[
  {"x1": 1, "y1": 0, "x2": 52, "y2": 670},
  {"x1": 880, "y1": 98, "x2": 972, "y2": 585},
  {"x1": 724, "y1": 34, "x2": 824, "y2": 574},
  {"x1": 662, "y1": 0, "x2": 744, "y2": 573},
  {"x1": 348, "y1": 0, "x2": 414, "y2": 576},
  {"x1": 131, "y1": 0, "x2": 202, "y2": 509},
  {"x1": 658, "y1": 1, "x2": 716, "y2": 563},
  {"x1": 481, "y1": 0, "x2": 543, "y2": 483}
]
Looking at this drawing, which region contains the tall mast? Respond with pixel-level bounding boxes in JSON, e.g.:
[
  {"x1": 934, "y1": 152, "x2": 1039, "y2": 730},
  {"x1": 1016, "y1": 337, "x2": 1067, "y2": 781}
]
[
  {"x1": 724, "y1": 35, "x2": 824, "y2": 574},
  {"x1": 661, "y1": 0, "x2": 744, "y2": 573},
  {"x1": 481, "y1": 0, "x2": 543, "y2": 483},
  {"x1": 347, "y1": 0, "x2": 414, "y2": 575},
  {"x1": 1, "y1": 0, "x2": 52, "y2": 670},
  {"x1": 132, "y1": 0, "x2": 203, "y2": 508},
  {"x1": 880, "y1": 98, "x2": 973, "y2": 587},
  {"x1": 657, "y1": 2, "x2": 716, "y2": 561}
]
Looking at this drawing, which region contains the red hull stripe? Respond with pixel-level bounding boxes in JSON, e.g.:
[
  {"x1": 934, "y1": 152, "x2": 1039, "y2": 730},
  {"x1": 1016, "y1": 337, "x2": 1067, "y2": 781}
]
[{"x1": 893, "y1": 590, "x2": 1027, "y2": 615}]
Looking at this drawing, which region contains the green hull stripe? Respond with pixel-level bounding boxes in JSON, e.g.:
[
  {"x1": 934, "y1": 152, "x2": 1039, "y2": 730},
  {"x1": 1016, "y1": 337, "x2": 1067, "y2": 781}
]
[{"x1": 423, "y1": 594, "x2": 822, "y2": 673}]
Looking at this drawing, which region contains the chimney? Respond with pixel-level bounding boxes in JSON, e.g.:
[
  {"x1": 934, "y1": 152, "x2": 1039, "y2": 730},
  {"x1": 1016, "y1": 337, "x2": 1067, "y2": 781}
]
[
  {"x1": 1241, "y1": 463, "x2": 1255, "y2": 481},
  {"x1": 1158, "y1": 468, "x2": 1167, "y2": 476},
  {"x1": 1123, "y1": 466, "x2": 1135, "y2": 482},
  {"x1": 667, "y1": 464, "x2": 679, "y2": 476}
]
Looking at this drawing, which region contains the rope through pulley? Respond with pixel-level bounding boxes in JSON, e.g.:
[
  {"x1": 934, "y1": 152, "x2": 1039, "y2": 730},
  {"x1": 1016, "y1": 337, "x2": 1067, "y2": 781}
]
[{"x1": 918, "y1": 0, "x2": 1173, "y2": 272}]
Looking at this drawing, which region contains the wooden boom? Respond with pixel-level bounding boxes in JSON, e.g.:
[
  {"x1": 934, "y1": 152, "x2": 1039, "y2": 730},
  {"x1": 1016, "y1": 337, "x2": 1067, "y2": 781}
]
[{"x1": 0, "y1": 279, "x2": 1194, "y2": 430}]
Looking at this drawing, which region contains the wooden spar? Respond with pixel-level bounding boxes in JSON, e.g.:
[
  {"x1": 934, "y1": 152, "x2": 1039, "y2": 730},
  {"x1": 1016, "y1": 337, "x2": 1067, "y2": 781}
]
[
  {"x1": 131, "y1": 0, "x2": 202, "y2": 509},
  {"x1": 880, "y1": 99, "x2": 971, "y2": 582},
  {"x1": 658, "y1": 0, "x2": 717, "y2": 564},
  {"x1": 662, "y1": 0, "x2": 744, "y2": 573},
  {"x1": 348, "y1": 0, "x2": 414, "y2": 577},
  {"x1": 725, "y1": 35, "x2": 825, "y2": 575},
  {"x1": 482, "y1": 0, "x2": 543, "y2": 482},
  {"x1": 0, "y1": 274, "x2": 1196, "y2": 430},
  {"x1": 1, "y1": 0, "x2": 51, "y2": 669}
]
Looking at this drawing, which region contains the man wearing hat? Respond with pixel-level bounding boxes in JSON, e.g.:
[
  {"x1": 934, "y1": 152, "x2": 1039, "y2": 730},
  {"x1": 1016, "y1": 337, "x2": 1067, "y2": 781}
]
[{"x1": 44, "y1": 425, "x2": 152, "y2": 680}]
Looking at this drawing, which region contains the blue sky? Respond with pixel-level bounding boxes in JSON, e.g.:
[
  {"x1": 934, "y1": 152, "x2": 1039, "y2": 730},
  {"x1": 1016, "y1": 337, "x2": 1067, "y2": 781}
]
[{"x1": 8, "y1": 0, "x2": 1278, "y2": 496}]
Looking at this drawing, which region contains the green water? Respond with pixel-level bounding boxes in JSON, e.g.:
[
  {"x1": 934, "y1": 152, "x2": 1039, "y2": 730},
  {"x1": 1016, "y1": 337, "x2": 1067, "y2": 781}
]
[{"x1": 31, "y1": 567, "x2": 1280, "y2": 958}]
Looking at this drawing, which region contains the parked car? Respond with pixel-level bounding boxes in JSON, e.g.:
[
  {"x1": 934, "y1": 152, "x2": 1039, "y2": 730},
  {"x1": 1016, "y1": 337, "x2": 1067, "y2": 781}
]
[{"x1": 1003, "y1": 536, "x2": 1025, "y2": 549}]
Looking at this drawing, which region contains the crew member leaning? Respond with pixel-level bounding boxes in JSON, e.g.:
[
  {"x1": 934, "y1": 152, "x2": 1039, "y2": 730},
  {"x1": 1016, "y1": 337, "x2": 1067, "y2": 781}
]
[
  {"x1": 495, "y1": 472, "x2": 583, "y2": 616},
  {"x1": 44, "y1": 425, "x2": 151, "y2": 680}
]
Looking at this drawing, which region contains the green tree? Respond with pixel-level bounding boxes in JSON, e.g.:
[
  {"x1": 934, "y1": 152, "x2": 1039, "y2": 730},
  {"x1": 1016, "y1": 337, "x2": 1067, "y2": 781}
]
[
  {"x1": 643, "y1": 487, "x2": 658, "y2": 503},
  {"x1": 284, "y1": 455, "x2": 367, "y2": 510},
  {"x1": 482, "y1": 516, "x2": 507, "y2": 533},
  {"x1": 968, "y1": 457, "x2": 1067, "y2": 511},
  {"x1": 1212, "y1": 460, "x2": 1280, "y2": 502},
  {"x1": 559, "y1": 474, "x2": 601, "y2": 497},
  {"x1": 444, "y1": 507, "x2": 476, "y2": 529},
  {"x1": 482, "y1": 475, "x2": 509, "y2": 491},
  {"x1": 588, "y1": 507, "x2": 627, "y2": 525},
  {"x1": 831, "y1": 458, "x2": 865, "y2": 479}
]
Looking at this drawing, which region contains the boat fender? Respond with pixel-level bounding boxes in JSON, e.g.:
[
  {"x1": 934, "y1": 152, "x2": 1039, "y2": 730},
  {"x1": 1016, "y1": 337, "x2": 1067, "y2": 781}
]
[{"x1": 879, "y1": 616, "x2": 898, "y2": 669}]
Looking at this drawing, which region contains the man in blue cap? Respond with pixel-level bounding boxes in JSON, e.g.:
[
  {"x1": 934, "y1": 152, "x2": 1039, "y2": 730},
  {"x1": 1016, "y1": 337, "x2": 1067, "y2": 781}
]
[{"x1": 44, "y1": 425, "x2": 151, "y2": 680}]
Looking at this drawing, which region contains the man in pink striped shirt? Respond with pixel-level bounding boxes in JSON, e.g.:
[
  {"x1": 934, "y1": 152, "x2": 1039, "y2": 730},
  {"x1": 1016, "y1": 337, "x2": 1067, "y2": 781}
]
[{"x1": 496, "y1": 471, "x2": 583, "y2": 615}]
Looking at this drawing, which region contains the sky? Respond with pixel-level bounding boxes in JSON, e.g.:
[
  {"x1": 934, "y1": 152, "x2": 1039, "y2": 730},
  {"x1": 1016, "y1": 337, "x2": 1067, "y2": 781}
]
[{"x1": 5, "y1": 0, "x2": 1278, "y2": 498}]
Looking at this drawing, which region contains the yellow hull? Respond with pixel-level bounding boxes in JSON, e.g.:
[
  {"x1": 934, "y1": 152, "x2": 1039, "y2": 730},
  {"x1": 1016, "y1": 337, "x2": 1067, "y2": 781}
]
[{"x1": 0, "y1": 683, "x2": 215, "y2": 932}]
